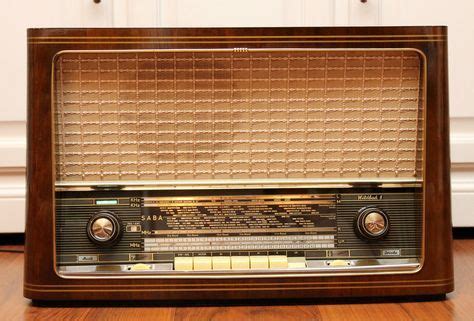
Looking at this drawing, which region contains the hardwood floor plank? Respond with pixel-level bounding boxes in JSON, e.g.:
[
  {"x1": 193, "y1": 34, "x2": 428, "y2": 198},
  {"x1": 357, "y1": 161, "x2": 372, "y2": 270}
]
[
  {"x1": 399, "y1": 301, "x2": 455, "y2": 321},
  {"x1": 440, "y1": 239, "x2": 474, "y2": 321},
  {"x1": 0, "y1": 252, "x2": 28, "y2": 321},
  {"x1": 81, "y1": 307, "x2": 175, "y2": 321},
  {"x1": 173, "y1": 305, "x2": 321, "y2": 321},
  {"x1": 317, "y1": 303, "x2": 413, "y2": 321}
]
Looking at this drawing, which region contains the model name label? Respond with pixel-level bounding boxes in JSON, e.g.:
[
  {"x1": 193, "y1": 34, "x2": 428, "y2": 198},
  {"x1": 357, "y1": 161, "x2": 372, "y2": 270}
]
[
  {"x1": 357, "y1": 195, "x2": 383, "y2": 200},
  {"x1": 382, "y1": 249, "x2": 401, "y2": 256}
]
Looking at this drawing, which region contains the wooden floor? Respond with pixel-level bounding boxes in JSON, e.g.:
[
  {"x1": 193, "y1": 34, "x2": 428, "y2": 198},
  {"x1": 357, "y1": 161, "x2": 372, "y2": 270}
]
[{"x1": 1, "y1": 239, "x2": 473, "y2": 321}]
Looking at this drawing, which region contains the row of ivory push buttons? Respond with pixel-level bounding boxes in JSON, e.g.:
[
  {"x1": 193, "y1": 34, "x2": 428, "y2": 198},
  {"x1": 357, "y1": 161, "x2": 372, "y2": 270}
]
[{"x1": 174, "y1": 255, "x2": 307, "y2": 271}]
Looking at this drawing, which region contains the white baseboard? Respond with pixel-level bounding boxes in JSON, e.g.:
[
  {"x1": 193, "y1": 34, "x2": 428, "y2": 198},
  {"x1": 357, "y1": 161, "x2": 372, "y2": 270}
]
[
  {"x1": 450, "y1": 117, "x2": 474, "y2": 164},
  {"x1": 451, "y1": 117, "x2": 474, "y2": 227},
  {"x1": 451, "y1": 164, "x2": 474, "y2": 227},
  {"x1": 0, "y1": 121, "x2": 26, "y2": 233},
  {"x1": 452, "y1": 192, "x2": 474, "y2": 227},
  {"x1": 0, "y1": 198, "x2": 25, "y2": 232},
  {"x1": 0, "y1": 169, "x2": 25, "y2": 233}
]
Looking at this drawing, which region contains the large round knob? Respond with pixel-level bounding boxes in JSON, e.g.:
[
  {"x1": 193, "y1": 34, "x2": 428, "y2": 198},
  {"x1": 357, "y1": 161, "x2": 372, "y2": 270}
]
[
  {"x1": 355, "y1": 207, "x2": 389, "y2": 240},
  {"x1": 87, "y1": 211, "x2": 122, "y2": 246}
]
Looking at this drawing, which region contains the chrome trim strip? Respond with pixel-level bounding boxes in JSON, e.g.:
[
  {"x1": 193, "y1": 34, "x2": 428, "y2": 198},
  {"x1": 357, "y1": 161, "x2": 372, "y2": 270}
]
[
  {"x1": 55, "y1": 178, "x2": 422, "y2": 191},
  {"x1": 57, "y1": 258, "x2": 420, "y2": 279}
]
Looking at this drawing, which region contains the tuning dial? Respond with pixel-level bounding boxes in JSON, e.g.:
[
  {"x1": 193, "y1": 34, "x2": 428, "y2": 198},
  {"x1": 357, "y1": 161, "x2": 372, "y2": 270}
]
[
  {"x1": 87, "y1": 211, "x2": 122, "y2": 246},
  {"x1": 355, "y1": 207, "x2": 389, "y2": 240}
]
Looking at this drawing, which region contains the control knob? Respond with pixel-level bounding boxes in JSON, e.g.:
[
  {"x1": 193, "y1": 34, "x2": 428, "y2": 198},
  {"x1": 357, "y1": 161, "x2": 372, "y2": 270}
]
[
  {"x1": 355, "y1": 207, "x2": 389, "y2": 240},
  {"x1": 87, "y1": 211, "x2": 122, "y2": 246}
]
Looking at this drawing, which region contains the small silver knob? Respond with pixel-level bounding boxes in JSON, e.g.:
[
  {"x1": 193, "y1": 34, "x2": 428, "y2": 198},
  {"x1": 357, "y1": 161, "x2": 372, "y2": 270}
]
[
  {"x1": 87, "y1": 211, "x2": 122, "y2": 246},
  {"x1": 363, "y1": 212, "x2": 387, "y2": 236},
  {"x1": 356, "y1": 208, "x2": 389, "y2": 239},
  {"x1": 91, "y1": 217, "x2": 114, "y2": 241}
]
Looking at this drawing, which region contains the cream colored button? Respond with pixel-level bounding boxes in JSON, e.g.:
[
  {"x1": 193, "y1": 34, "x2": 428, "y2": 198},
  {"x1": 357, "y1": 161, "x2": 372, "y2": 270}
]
[
  {"x1": 288, "y1": 257, "x2": 307, "y2": 268},
  {"x1": 269, "y1": 255, "x2": 288, "y2": 269},
  {"x1": 231, "y1": 256, "x2": 250, "y2": 270},
  {"x1": 329, "y1": 259, "x2": 350, "y2": 267},
  {"x1": 250, "y1": 256, "x2": 269, "y2": 269},
  {"x1": 174, "y1": 257, "x2": 193, "y2": 271},
  {"x1": 130, "y1": 263, "x2": 151, "y2": 271},
  {"x1": 193, "y1": 256, "x2": 212, "y2": 270},
  {"x1": 212, "y1": 256, "x2": 231, "y2": 270}
]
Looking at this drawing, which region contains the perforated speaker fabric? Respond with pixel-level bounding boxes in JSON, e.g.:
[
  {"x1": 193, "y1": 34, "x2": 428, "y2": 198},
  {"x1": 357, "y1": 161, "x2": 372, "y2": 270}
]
[{"x1": 53, "y1": 49, "x2": 424, "y2": 183}]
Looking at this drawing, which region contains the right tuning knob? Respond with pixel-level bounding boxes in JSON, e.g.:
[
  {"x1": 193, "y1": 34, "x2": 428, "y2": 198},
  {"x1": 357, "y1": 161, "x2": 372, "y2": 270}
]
[{"x1": 355, "y1": 207, "x2": 390, "y2": 240}]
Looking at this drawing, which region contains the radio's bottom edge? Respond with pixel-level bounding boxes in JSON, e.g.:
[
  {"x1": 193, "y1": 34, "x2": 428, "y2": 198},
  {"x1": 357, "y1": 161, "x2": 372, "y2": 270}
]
[{"x1": 23, "y1": 277, "x2": 454, "y2": 302}]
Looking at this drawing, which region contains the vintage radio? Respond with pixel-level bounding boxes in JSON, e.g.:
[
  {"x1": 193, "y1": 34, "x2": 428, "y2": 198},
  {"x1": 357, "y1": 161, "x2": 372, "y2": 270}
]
[{"x1": 25, "y1": 27, "x2": 453, "y2": 301}]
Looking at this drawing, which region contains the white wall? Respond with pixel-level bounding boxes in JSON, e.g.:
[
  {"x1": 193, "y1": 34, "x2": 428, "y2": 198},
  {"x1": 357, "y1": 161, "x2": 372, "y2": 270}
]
[{"x1": 1, "y1": 0, "x2": 472, "y2": 232}]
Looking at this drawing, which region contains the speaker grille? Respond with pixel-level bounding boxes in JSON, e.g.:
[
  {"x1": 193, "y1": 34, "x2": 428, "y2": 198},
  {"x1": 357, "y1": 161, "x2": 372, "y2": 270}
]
[{"x1": 53, "y1": 49, "x2": 424, "y2": 183}]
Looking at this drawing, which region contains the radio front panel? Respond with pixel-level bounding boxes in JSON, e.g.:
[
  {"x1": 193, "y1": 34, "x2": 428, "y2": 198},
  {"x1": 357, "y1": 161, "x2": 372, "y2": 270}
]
[
  {"x1": 55, "y1": 187, "x2": 422, "y2": 277},
  {"x1": 52, "y1": 48, "x2": 426, "y2": 278}
]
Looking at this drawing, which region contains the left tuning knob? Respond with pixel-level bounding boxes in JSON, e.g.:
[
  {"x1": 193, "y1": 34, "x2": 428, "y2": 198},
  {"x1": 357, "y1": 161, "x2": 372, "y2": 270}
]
[{"x1": 87, "y1": 211, "x2": 122, "y2": 246}]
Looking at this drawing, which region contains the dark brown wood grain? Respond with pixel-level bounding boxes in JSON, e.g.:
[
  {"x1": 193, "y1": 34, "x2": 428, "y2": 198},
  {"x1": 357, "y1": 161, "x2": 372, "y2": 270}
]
[
  {"x1": 24, "y1": 26, "x2": 453, "y2": 301},
  {"x1": 6, "y1": 239, "x2": 472, "y2": 320}
]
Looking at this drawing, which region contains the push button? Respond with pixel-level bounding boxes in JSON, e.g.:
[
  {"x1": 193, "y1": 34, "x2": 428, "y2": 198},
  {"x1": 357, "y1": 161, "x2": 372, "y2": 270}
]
[
  {"x1": 130, "y1": 263, "x2": 151, "y2": 271},
  {"x1": 193, "y1": 256, "x2": 212, "y2": 270},
  {"x1": 328, "y1": 259, "x2": 350, "y2": 267},
  {"x1": 174, "y1": 257, "x2": 193, "y2": 271},
  {"x1": 212, "y1": 256, "x2": 231, "y2": 270},
  {"x1": 231, "y1": 256, "x2": 250, "y2": 270},
  {"x1": 269, "y1": 255, "x2": 288, "y2": 269},
  {"x1": 250, "y1": 256, "x2": 269, "y2": 269},
  {"x1": 288, "y1": 257, "x2": 306, "y2": 268}
]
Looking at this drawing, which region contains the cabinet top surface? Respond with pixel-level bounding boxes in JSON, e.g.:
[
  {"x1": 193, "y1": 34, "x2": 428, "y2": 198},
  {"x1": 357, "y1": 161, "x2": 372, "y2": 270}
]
[{"x1": 27, "y1": 26, "x2": 447, "y2": 38}]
